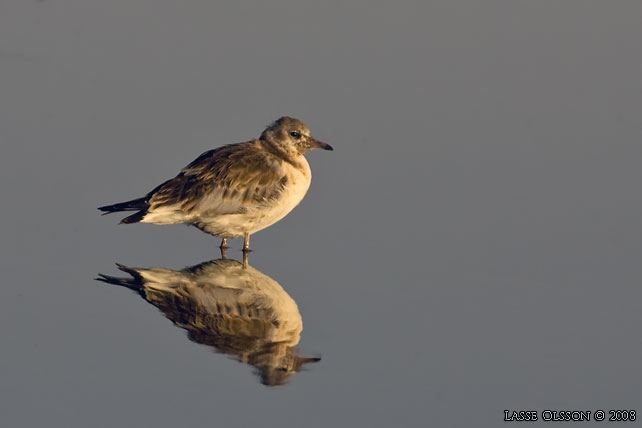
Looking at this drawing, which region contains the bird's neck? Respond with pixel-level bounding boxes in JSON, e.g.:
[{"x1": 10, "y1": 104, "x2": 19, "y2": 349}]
[{"x1": 257, "y1": 139, "x2": 305, "y2": 170}]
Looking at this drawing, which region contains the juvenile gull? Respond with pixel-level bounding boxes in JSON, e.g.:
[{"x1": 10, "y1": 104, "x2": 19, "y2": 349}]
[{"x1": 98, "y1": 116, "x2": 332, "y2": 251}]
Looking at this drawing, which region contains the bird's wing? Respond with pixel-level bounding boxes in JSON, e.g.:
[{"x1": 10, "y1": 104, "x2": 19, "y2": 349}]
[{"x1": 147, "y1": 142, "x2": 289, "y2": 215}]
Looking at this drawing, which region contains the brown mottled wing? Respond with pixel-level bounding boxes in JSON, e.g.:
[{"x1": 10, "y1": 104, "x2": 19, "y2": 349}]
[{"x1": 147, "y1": 142, "x2": 288, "y2": 215}]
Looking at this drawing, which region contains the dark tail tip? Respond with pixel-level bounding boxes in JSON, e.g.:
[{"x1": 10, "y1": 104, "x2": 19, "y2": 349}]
[
  {"x1": 95, "y1": 269, "x2": 144, "y2": 295},
  {"x1": 98, "y1": 197, "x2": 148, "y2": 214},
  {"x1": 120, "y1": 211, "x2": 146, "y2": 224}
]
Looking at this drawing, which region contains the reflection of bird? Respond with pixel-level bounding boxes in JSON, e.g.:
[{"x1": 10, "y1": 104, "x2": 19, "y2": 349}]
[
  {"x1": 98, "y1": 116, "x2": 333, "y2": 251},
  {"x1": 97, "y1": 257, "x2": 320, "y2": 386}
]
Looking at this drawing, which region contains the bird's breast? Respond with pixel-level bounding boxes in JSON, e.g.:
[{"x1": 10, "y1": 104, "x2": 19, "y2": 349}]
[
  {"x1": 249, "y1": 161, "x2": 311, "y2": 227},
  {"x1": 279, "y1": 160, "x2": 311, "y2": 208}
]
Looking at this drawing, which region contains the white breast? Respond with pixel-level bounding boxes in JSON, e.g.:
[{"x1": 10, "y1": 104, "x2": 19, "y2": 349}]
[{"x1": 243, "y1": 159, "x2": 311, "y2": 234}]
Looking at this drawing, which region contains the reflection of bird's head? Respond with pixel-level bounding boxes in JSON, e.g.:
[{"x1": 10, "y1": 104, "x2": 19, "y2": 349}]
[
  {"x1": 248, "y1": 341, "x2": 321, "y2": 386},
  {"x1": 97, "y1": 257, "x2": 320, "y2": 386},
  {"x1": 260, "y1": 116, "x2": 333, "y2": 157}
]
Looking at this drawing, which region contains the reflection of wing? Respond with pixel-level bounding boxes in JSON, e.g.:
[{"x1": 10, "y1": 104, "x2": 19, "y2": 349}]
[
  {"x1": 146, "y1": 142, "x2": 290, "y2": 216},
  {"x1": 98, "y1": 258, "x2": 319, "y2": 386}
]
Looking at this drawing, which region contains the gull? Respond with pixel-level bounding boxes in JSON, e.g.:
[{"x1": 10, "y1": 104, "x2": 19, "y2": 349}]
[
  {"x1": 98, "y1": 116, "x2": 333, "y2": 251},
  {"x1": 97, "y1": 257, "x2": 320, "y2": 386}
]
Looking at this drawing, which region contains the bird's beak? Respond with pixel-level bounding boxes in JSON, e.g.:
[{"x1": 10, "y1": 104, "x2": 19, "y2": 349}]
[{"x1": 308, "y1": 137, "x2": 333, "y2": 151}]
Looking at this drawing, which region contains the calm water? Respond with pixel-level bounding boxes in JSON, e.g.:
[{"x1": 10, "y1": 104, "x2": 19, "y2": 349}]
[{"x1": 2, "y1": 1, "x2": 642, "y2": 427}]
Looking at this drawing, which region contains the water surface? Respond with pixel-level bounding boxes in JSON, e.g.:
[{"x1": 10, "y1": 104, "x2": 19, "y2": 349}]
[{"x1": 2, "y1": 1, "x2": 642, "y2": 427}]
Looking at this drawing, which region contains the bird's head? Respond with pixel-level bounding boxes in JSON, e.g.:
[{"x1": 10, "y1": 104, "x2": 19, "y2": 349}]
[{"x1": 260, "y1": 116, "x2": 333, "y2": 157}]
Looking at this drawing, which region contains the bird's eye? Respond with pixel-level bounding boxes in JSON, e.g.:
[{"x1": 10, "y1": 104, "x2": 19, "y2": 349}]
[{"x1": 289, "y1": 131, "x2": 301, "y2": 139}]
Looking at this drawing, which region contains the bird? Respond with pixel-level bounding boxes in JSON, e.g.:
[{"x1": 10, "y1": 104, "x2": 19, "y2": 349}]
[
  {"x1": 98, "y1": 116, "x2": 333, "y2": 251},
  {"x1": 97, "y1": 257, "x2": 321, "y2": 386}
]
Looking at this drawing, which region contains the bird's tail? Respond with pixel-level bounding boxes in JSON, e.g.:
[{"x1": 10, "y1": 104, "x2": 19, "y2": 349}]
[
  {"x1": 98, "y1": 197, "x2": 148, "y2": 224},
  {"x1": 98, "y1": 197, "x2": 147, "y2": 213}
]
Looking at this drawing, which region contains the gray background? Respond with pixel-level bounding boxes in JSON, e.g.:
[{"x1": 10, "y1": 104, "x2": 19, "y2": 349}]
[{"x1": 1, "y1": 0, "x2": 641, "y2": 427}]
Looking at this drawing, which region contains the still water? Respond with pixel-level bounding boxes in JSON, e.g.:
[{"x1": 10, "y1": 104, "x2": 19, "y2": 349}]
[{"x1": 2, "y1": 1, "x2": 642, "y2": 427}]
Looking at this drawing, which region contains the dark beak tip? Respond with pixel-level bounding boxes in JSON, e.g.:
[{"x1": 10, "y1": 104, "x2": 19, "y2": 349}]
[{"x1": 309, "y1": 137, "x2": 333, "y2": 151}]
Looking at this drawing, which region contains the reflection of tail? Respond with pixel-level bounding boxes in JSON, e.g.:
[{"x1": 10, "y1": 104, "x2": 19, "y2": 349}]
[
  {"x1": 98, "y1": 198, "x2": 148, "y2": 224},
  {"x1": 96, "y1": 263, "x2": 144, "y2": 295}
]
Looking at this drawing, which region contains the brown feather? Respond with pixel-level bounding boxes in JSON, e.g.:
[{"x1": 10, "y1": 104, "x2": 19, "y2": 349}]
[{"x1": 148, "y1": 141, "x2": 289, "y2": 215}]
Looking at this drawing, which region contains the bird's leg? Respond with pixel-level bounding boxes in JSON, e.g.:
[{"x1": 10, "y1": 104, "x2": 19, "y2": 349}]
[
  {"x1": 219, "y1": 238, "x2": 228, "y2": 259},
  {"x1": 242, "y1": 250, "x2": 249, "y2": 269},
  {"x1": 243, "y1": 233, "x2": 251, "y2": 252}
]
